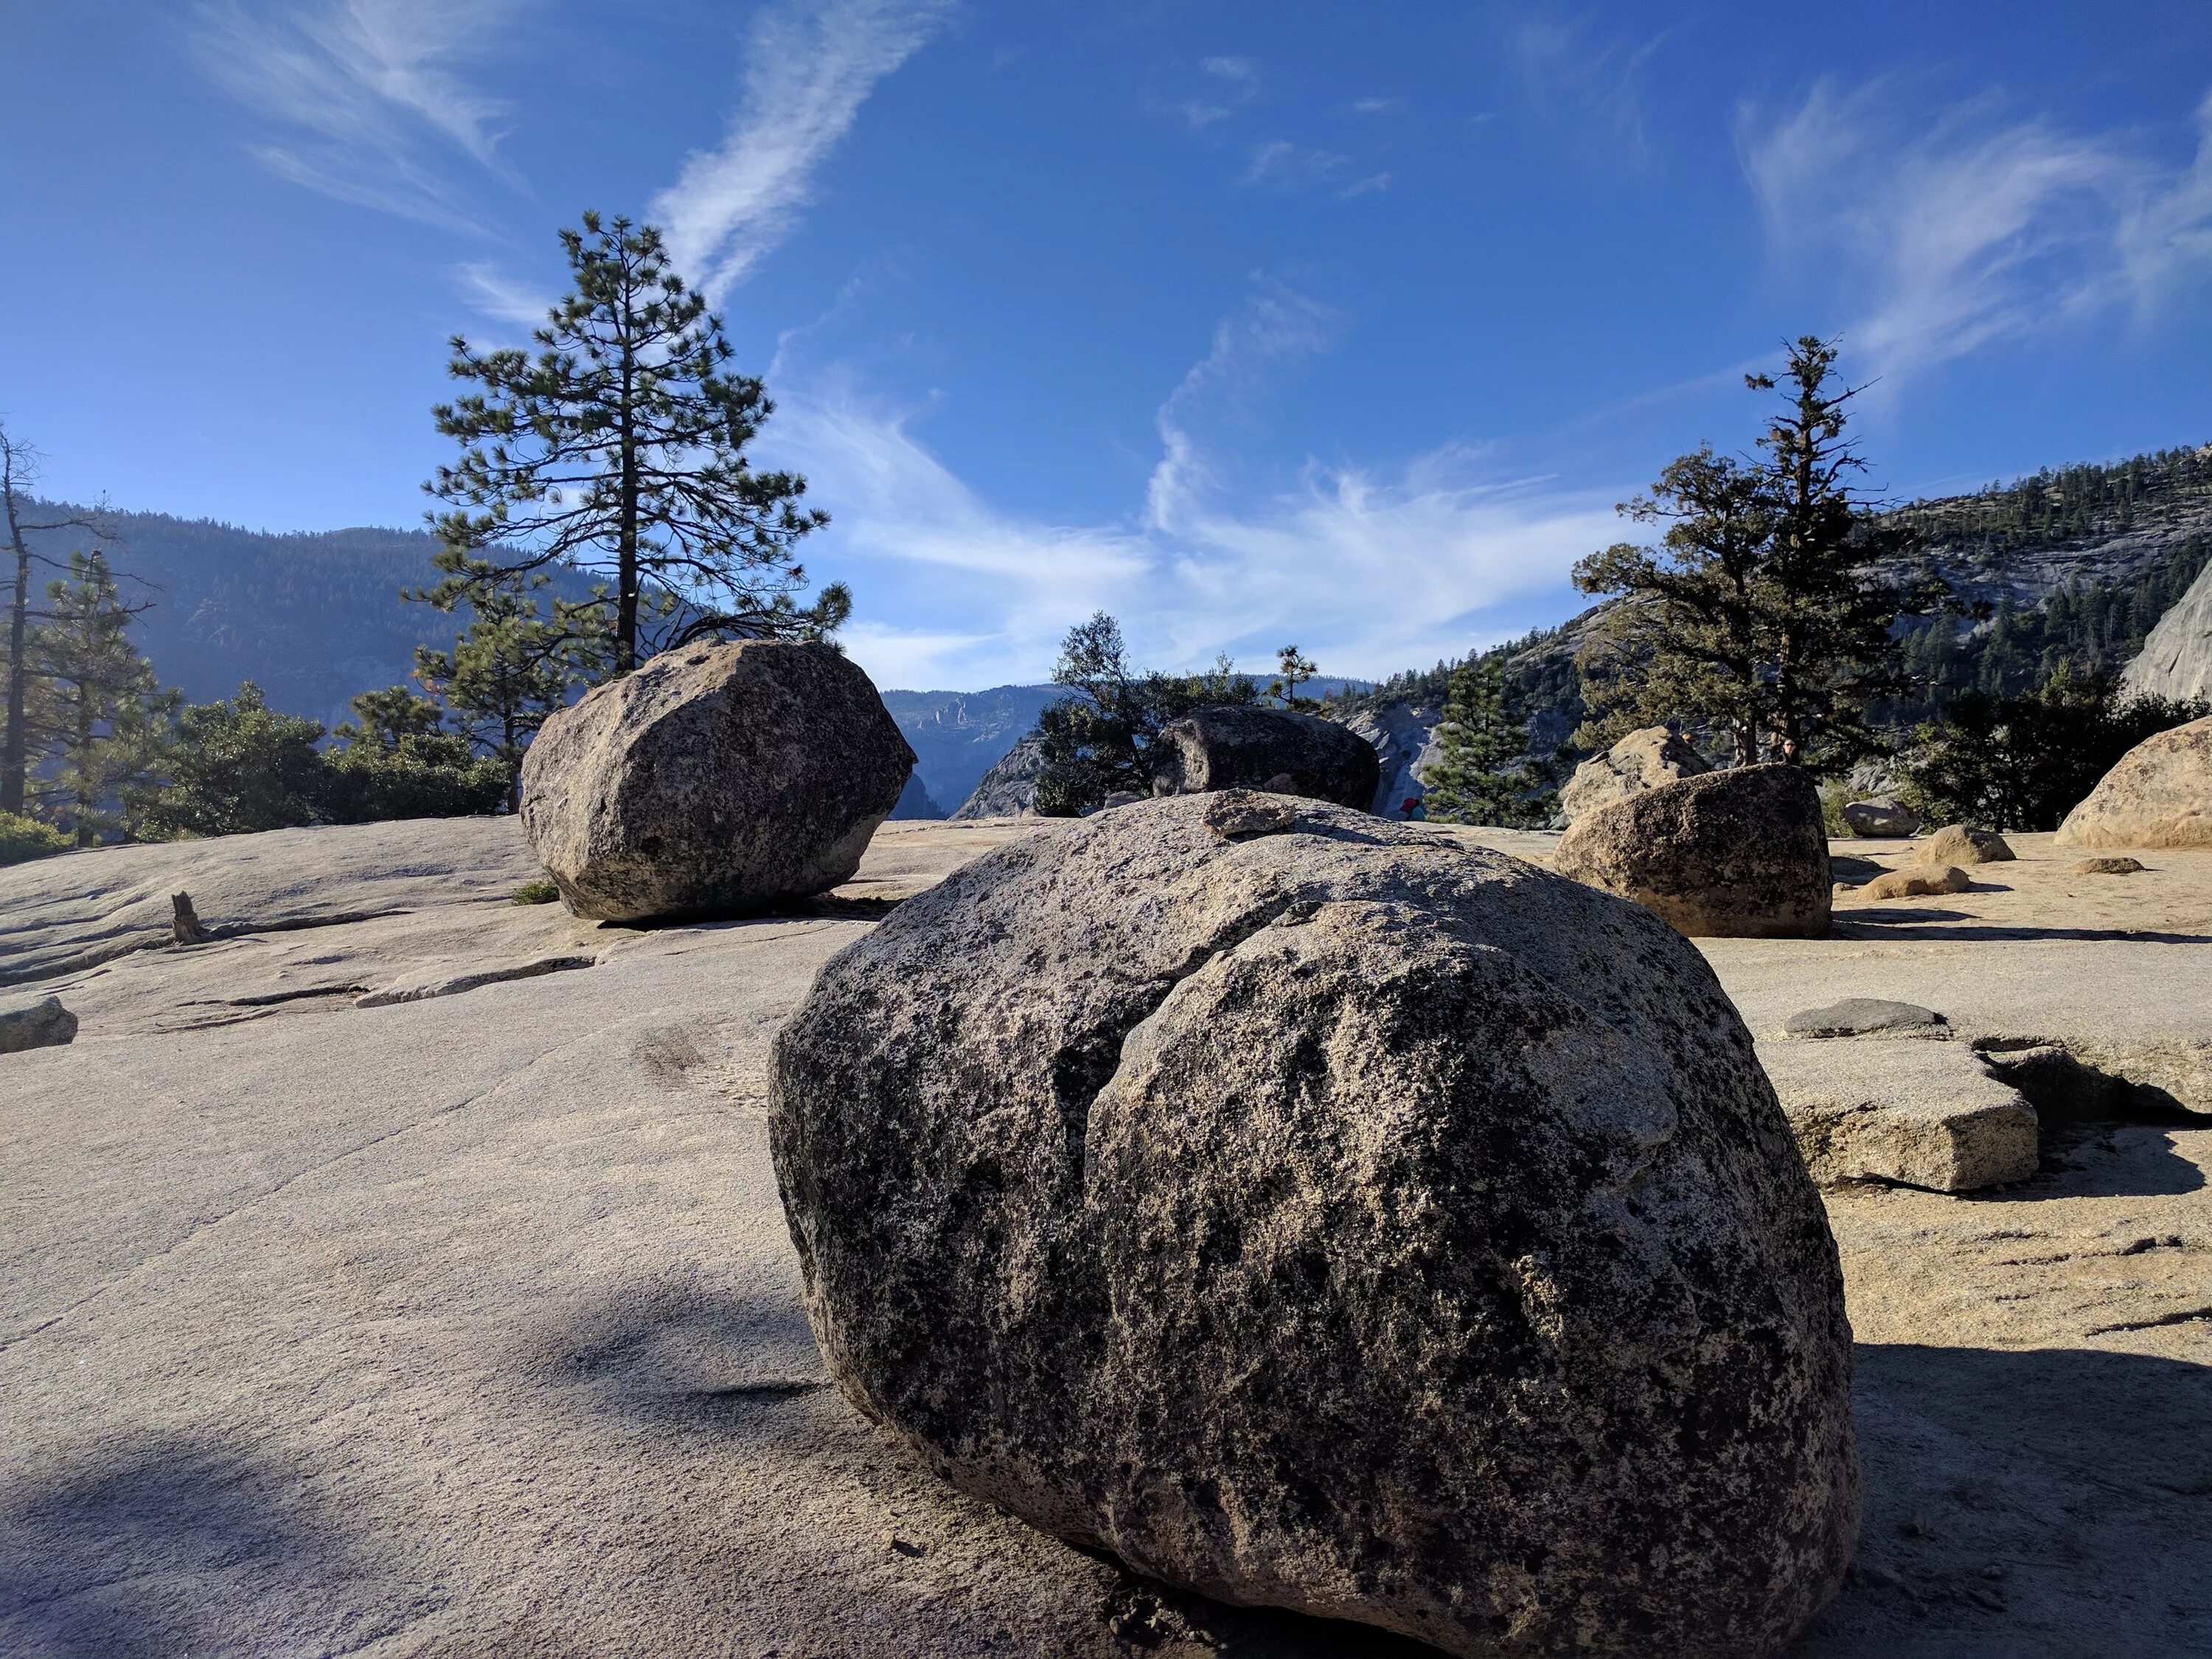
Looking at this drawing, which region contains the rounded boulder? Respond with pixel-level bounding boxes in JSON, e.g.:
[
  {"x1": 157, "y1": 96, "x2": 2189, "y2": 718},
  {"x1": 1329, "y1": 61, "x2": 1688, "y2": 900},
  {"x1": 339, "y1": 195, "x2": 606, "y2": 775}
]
[
  {"x1": 770, "y1": 790, "x2": 1860, "y2": 1658},
  {"x1": 2055, "y1": 714, "x2": 2212, "y2": 850},
  {"x1": 519, "y1": 639, "x2": 914, "y2": 921},
  {"x1": 1552, "y1": 764, "x2": 1832, "y2": 938},
  {"x1": 1150, "y1": 704, "x2": 1380, "y2": 810}
]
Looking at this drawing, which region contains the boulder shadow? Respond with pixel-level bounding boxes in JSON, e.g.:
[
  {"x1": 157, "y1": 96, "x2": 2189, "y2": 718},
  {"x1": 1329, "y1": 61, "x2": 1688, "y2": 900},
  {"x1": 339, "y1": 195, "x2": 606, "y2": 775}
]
[
  {"x1": 0, "y1": 1433, "x2": 427, "y2": 1659},
  {"x1": 1796, "y1": 1342, "x2": 2212, "y2": 1657},
  {"x1": 521, "y1": 1272, "x2": 833, "y2": 1438},
  {"x1": 1832, "y1": 911, "x2": 2212, "y2": 945}
]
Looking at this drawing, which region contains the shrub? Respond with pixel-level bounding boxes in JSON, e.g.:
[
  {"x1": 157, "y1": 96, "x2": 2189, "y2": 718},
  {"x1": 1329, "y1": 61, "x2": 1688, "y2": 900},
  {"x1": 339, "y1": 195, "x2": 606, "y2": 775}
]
[
  {"x1": 512, "y1": 878, "x2": 560, "y2": 905},
  {"x1": 0, "y1": 810, "x2": 72, "y2": 866}
]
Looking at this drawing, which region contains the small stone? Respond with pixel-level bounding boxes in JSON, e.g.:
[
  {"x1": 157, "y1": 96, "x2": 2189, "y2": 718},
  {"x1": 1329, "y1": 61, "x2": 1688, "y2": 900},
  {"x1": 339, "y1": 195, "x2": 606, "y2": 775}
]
[
  {"x1": 1783, "y1": 999, "x2": 1947, "y2": 1039},
  {"x1": 0, "y1": 994, "x2": 78, "y2": 1054},
  {"x1": 172, "y1": 890, "x2": 211, "y2": 945},
  {"x1": 1857, "y1": 864, "x2": 1971, "y2": 900},
  {"x1": 2073, "y1": 855, "x2": 2146, "y2": 875},
  {"x1": 1199, "y1": 789, "x2": 1301, "y2": 838}
]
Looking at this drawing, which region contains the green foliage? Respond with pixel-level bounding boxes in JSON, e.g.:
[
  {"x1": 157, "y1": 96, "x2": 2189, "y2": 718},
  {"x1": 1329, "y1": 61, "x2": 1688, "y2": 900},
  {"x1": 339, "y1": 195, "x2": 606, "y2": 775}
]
[
  {"x1": 143, "y1": 682, "x2": 330, "y2": 837},
  {"x1": 1268, "y1": 643, "x2": 1318, "y2": 709},
  {"x1": 415, "y1": 568, "x2": 605, "y2": 807},
  {"x1": 1896, "y1": 445, "x2": 2212, "y2": 557},
  {"x1": 145, "y1": 682, "x2": 507, "y2": 837},
  {"x1": 1575, "y1": 337, "x2": 1948, "y2": 771},
  {"x1": 1420, "y1": 655, "x2": 1558, "y2": 827},
  {"x1": 1032, "y1": 614, "x2": 1259, "y2": 816},
  {"x1": 27, "y1": 550, "x2": 180, "y2": 844},
  {"x1": 1898, "y1": 669, "x2": 2209, "y2": 832},
  {"x1": 421, "y1": 211, "x2": 839, "y2": 672},
  {"x1": 512, "y1": 878, "x2": 561, "y2": 905},
  {"x1": 0, "y1": 808, "x2": 71, "y2": 866}
]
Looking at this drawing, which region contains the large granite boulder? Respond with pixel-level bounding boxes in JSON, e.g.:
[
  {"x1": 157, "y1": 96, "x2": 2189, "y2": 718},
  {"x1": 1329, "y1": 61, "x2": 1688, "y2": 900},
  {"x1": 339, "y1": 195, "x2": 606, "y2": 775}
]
[
  {"x1": 2054, "y1": 715, "x2": 2212, "y2": 850},
  {"x1": 771, "y1": 790, "x2": 1860, "y2": 1658},
  {"x1": 1841, "y1": 798, "x2": 1920, "y2": 838},
  {"x1": 1919, "y1": 824, "x2": 2014, "y2": 865},
  {"x1": 519, "y1": 640, "x2": 914, "y2": 922},
  {"x1": 1150, "y1": 705, "x2": 1380, "y2": 810},
  {"x1": 1558, "y1": 726, "x2": 1711, "y2": 824},
  {"x1": 1553, "y1": 764, "x2": 1831, "y2": 938}
]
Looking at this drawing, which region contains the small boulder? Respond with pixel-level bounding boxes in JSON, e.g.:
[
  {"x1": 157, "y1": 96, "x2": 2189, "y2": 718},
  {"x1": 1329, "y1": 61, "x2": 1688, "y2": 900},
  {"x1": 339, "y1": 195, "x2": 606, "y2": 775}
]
[
  {"x1": 1784, "y1": 999, "x2": 1947, "y2": 1039},
  {"x1": 0, "y1": 993, "x2": 78, "y2": 1054},
  {"x1": 2054, "y1": 715, "x2": 2212, "y2": 850},
  {"x1": 2073, "y1": 855, "x2": 2146, "y2": 875},
  {"x1": 1759, "y1": 1040, "x2": 2039, "y2": 1192},
  {"x1": 1857, "y1": 864, "x2": 1971, "y2": 900},
  {"x1": 1919, "y1": 824, "x2": 2014, "y2": 866},
  {"x1": 518, "y1": 639, "x2": 914, "y2": 922},
  {"x1": 1149, "y1": 705, "x2": 1379, "y2": 810},
  {"x1": 772, "y1": 793, "x2": 1860, "y2": 1658},
  {"x1": 1557, "y1": 725, "x2": 1710, "y2": 824},
  {"x1": 1841, "y1": 798, "x2": 1920, "y2": 838},
  {"x1": 1552, "y1": 764, "x2": 1831, "y2": 938}
]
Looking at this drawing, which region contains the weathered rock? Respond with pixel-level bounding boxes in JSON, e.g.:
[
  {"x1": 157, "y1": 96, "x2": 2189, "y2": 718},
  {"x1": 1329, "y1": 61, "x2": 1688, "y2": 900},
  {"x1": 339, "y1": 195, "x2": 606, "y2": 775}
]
[
  {"x1": 519, "y1": 640, "x2": 915, "y2": 922},
  {"x1": 1920, "y1": 824, "x2": 2015, "y2": 865},
  {"x1": 1857, "y1": 864, "x2": 1971, "y2": 900},
  {"x1": 2054, "y1": 716, "x2": 2212, "y2": 851},
  {"x1": 1784, "y1": 999, "x2": 1947, "y2": 1039},
  {"x1": 2121, "y1": 554, "x2": 2212, "y2": 703},
  {"x1": 355, "y1": 953, "x2": 597, "y2": 1009},
  {"x1": 1149, "y1": 705, "x2": 1379, "y2": 811},
  {"x1": 771, "y1": 790, "x2": 1860, "y2": 1658},
  {"x1": 171, "y1": 891, "x2": 211, "y2": 945},
  {"x1": 2073, "y1": 855, "x2": 2146, "y2": 875},
  {"x1": 1841, "y1": 799, "x2": 1921, "y2": 838},
  {"x1": 1553, "y1": 764, "x2": 1832, "y2": 938},
  {"x1": 951, "y1": 732, "x2": 1048, "y2": 820},
  {"x1": 1097, "y1": 790, "x2": 1144, "y2": 812},
  {"x1": 1557, "y1": 726, "x2": 1711, "y2": 824},
  {"x1": 1758, "y1": 1039, "x2": 2039, "y2": 1192},
  {"x1": 0, "y1": 993, "x2": 77, "y2": 1053}
]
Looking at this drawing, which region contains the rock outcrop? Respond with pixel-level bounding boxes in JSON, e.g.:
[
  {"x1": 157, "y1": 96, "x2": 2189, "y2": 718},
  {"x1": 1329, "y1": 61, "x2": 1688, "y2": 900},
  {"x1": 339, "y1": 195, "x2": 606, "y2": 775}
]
[
  {"x1": 2054, "y1": 715, "x2": 2212, "y2": 850},
  {"x1": 1340, "y1": 698, "x2": 1444, "y2": 817},
  {"x1": 519, "y1": 640, "x2": 914, "y2": 922},
  {"x1": 1841, "y1": 799, "x2": 1920, "y2": 838},
  {"x1": 0, "y1": 993, "x2": 77, "y2": 1053},
  {"x1": 1759, "y1": 1038, "x2": 2039, "y2": 1193},
  {"x1": 1558, "y1": 726, "x2": 1711, "y2": 824},
  {"x1": 2121, "y1": 554, "x2": 2212, "y2": 703},
  {"x1": 1149, "y1": 705, "x2": 1379, "y2": 810},
  {"x1": 771, "y1": 790, "x2": 1860, "y2": 1658},
  {"x1": 951, "y1": 732, "x2": 1048, "y2": 819},
  {"x1": 1920, "y1": 824, "x2": 2015, "y2": 865},
  {"x1": 1554, "y1": 765, "x2": 1831, "y2": 939}
]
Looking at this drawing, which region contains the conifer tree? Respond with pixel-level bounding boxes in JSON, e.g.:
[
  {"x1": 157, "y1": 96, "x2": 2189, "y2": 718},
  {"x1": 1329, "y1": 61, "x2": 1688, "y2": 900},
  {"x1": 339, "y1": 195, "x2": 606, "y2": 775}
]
[
  {"x1": 1419, "y1": 654, "x2": 1554, "y2": 827},
  {"x1": 414, "y1": 567, "x2": 605, "y2": 808},
  {"x1": 1, "y1": 423, "x2": 112, "y2": 815},
  {"x1": 420, "y1": 212, "x2": 842, "y2": 674},
  {"x1": 27, "y1": 550, "x2": 176, "y2": 844},
  {"x1": 1270, "y1": 644, "x2": 1318, "y2": 709}
]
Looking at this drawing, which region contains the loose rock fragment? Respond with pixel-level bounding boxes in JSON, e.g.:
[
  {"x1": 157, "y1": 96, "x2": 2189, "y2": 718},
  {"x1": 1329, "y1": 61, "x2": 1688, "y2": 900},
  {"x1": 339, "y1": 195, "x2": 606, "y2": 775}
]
[
  {"x1": 1759, "y1": 1039, "x2": 2039, "y2": 1192},
  {"x1": 771, "y1": 792, "x2": 1860, "y2": 1658},
  {"x1": 1557, "y1": 725, "x2": 1710, "y2": 824},
  {"x1": 1920, "y1": 825, "x2": 2014, "y2": 866},
  {"x1": 2073, "y1": 855, "x2": 2146, "y2": 875},
  {"x1": 0, "y1": 993, "x2": 77, "y2": 1054},
  {"x1": 172, "y1": 890, "x2": 211, "y2": 945},
  {"x1": 1858, "y1": 864, "x2": 1971, "y2": 900},
  {"x1": 1784, "y1": 998, "x2": 1947, "y2": 1039}
]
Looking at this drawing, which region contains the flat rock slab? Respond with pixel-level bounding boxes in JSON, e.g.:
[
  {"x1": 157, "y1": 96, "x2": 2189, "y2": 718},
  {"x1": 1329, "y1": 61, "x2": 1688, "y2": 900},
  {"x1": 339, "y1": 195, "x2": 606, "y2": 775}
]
[
  {"x1": 1784, "y1": 999, "x2": 1947, "y2": 1039},
  {"x1": 1759, "y1": 1038, "x2": 2039, "y2": 1192},
  {"x1": 355, "y1": 953, "x2": 599, "y2": 1008}
]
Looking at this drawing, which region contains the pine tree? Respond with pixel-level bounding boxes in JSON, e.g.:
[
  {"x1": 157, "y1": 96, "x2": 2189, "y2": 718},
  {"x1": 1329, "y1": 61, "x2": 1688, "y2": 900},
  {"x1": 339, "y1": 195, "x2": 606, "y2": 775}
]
[
  {"x1": 1420, "y1": 655, "x2": 1554, "y2": 827},
  {"x1": 1, "y1": 423, "x2": 112, "y2": 815},
  {"x1": 1270, "y1": 644, "x2": 1318, "y2": 709},
  {"x1": 27, "y1": 550, "x2": 176, "y2": 844},
  {"x1": 414, "y1": 568, "x2": 606, "y2": 808},
  {"x1": 420, "y1": 212, "x2": 842, "y2": 674}
]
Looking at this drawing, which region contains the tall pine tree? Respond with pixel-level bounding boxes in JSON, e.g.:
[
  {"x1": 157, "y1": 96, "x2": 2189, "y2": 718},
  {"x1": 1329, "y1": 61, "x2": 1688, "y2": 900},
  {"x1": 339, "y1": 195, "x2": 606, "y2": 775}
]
[
  {"x1": 420, "y1": 212, "x2": 843, "y2": 673},
  {"x1": 29, "y1": 550, "x2": 177, "y2": 844},
  {"x1": 1419, "y1": 654, "x2": 1554, "y2": 827}
]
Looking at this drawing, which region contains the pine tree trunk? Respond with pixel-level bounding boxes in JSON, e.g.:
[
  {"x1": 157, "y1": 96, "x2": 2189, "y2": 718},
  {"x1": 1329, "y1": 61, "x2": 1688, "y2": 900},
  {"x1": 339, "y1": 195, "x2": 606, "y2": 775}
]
[{"x1": 3, "y1": 493, "x2": 29, "y2": 817}]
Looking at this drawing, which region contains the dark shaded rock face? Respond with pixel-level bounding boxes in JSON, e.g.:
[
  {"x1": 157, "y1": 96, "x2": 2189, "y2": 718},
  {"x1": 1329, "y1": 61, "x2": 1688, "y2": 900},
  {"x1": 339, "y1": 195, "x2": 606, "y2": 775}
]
[
  {"x1": 1554, "y1": 765, "x2": 1832, "y2": 939},
  {"x1": 519, "y1": 640, "x2": 914, "y2": 922},
  {"x1": 770, "y1": 791, "x2": 1860, "y2": 1658},
  {"x1": 1151, "y1": 706, "x2": 1380, "y2": 811}
]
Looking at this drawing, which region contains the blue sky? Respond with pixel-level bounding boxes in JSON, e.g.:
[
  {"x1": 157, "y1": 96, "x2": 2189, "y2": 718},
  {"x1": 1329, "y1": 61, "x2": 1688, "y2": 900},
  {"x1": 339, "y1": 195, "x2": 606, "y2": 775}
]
[{"x1": 4, "y1": 1, "x2": 2211, "y2": 690}]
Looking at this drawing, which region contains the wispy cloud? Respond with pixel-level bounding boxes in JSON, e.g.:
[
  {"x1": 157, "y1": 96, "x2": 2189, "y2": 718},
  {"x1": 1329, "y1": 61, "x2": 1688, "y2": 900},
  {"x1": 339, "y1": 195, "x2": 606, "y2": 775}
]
[
  {"x1": 190, "y1": 0, "x2": 522, "y2": 222},
  {"x1": 762, "y1": 288, "x2": 1615, "y2": 689},
  {"x1": 1351, "y1": 97, "x2": 1405, "y2": 117},
  {"x1": 651, "y1": 0, "x2": 954, "y2": 299},
  {"x1": 1180, "y1": 55, "x2": 1260, "y2": 129},
  {"x1": 1739, "y1": 80, "x2": 2212, "y2": 379},
  {"x1": 1511, "y1": 9, "x2": 1670, "y2": 163},
  {"x1": 455, "y1": 260, "x2": 552, "y2": 327}
]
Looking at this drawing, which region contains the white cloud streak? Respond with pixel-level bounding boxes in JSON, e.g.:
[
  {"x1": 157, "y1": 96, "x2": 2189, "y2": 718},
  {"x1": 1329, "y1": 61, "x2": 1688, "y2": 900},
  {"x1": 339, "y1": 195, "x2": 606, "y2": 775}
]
[
  {"x1": 651, "y1": 0, "x2": 955, "y2": 300},
  {"x1": 191, "y1": 0, "x2": 521, "y2": 222},
  {"x1": 765, "y1": 286, "x2": 1617, "y2": 690},
  {"x1": 456, "y1": 260, "x2": 552, "y2": 328},
  {"x1": 1740, "y1": 80, "x2": 2212, "y2": 380}
]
